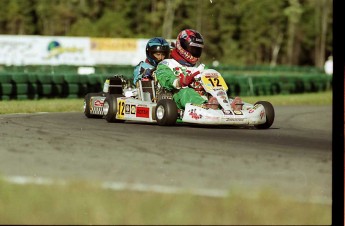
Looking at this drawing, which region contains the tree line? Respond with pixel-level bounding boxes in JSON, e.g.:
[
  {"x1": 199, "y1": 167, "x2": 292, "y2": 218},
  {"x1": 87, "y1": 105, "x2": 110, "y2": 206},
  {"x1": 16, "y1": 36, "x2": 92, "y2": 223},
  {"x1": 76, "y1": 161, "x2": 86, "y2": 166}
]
[{"x1": 0, "y1": 0, "x2": 332, "y2": 68}]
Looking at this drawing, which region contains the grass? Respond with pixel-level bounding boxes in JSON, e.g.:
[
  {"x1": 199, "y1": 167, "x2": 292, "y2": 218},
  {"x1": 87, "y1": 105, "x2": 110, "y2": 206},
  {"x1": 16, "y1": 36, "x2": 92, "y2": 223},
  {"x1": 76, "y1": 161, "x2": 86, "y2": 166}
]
[
  {"x1": 0, "y1": 98, "x2": 83, "y2": 114},
  {"x1": 0, "y1": 90, "x2": 332, "y2": 114},
  {"x1": 0, "y1": 178, "x2": 331, "y2": 225}
]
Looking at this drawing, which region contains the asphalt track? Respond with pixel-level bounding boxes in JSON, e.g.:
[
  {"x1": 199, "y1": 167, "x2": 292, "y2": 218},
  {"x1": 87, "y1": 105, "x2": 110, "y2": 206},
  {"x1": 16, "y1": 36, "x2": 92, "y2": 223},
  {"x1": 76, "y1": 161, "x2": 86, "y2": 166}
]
[{"x1": 0, "y1": 105, "x2": 332, "y2": 204}]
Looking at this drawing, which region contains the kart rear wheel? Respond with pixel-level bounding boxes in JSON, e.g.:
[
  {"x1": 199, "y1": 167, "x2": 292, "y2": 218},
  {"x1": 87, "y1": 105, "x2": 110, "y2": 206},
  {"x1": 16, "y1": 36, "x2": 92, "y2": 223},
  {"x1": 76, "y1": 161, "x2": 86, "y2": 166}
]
[
  {"x1": 155, "y1": 99, "x2": 178, "y2": 126},
  {"x1": 103, "y1": 94, "x2": 125, "y2": 123},
  {"x1": 84, "y1": 93, "x2": 103, "y2": 118},
  {"x1": 254, "y1": 101, "x2": 275, "y2": 129}
]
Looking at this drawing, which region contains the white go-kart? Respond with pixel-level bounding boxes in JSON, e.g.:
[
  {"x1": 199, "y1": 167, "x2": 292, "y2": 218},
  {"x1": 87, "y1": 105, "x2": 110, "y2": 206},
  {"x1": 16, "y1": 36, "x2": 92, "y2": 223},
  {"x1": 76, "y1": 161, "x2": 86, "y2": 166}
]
[{"x1": 84, "y1": 67, "x2": 274, "y2": 129}]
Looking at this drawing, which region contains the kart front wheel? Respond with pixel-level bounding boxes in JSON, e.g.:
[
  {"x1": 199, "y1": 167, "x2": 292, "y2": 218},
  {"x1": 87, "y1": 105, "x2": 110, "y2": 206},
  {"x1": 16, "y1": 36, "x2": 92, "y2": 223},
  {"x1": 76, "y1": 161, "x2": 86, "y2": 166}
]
[
  {"x1": 155, "y1": 99, "x2": 178, "y2": 126},
  {"x1": 103, "y1": 94, "x2": 125, "y2": 123},
  {"x1": 254, "y1": 101, "x2": 275, "y2": 129}
]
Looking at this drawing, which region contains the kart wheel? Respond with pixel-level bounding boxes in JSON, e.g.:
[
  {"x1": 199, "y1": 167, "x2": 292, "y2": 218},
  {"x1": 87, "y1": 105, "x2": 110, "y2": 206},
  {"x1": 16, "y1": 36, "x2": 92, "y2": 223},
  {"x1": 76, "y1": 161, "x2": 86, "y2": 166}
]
[
  {"x1": 84, "y1": 93, "x2": 103, "y2": 118},
  {"x1": 155, "y1": 99, "x2": 178, "y2": 126},
  {"x1": 103, "y1": 94, "x2": 125, "y2": 123},
  {"x1": 254, "y1": 101, "x2": 275, "y2": 129}
]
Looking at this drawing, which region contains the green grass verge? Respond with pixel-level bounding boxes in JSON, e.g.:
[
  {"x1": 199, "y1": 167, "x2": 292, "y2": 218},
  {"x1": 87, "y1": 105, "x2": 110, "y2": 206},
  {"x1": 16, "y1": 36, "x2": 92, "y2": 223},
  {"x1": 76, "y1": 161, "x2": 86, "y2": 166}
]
[
  {"x1": 0, "y1": 91, "x2": 332, "y2": 114},
  {"x1": 0, "y1": 178, "x2": 331, "y2": 225}
]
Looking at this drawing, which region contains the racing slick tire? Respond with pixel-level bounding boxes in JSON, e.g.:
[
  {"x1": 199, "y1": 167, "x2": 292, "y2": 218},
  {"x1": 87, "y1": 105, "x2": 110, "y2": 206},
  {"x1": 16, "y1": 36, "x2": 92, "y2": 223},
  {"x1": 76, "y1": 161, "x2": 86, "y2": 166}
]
[
  {"x1": 254, "y1": 101, "x2": 275, "y2": 129},
  {"x1": 155, "y1": 99, "x2": 178, "y2": 126},
  {"x1": 103, "y1": 94, "x2": 125, "y2": 123},
  {"x1": 84, "y1": 93, "x2": 103, "y2": 118}
]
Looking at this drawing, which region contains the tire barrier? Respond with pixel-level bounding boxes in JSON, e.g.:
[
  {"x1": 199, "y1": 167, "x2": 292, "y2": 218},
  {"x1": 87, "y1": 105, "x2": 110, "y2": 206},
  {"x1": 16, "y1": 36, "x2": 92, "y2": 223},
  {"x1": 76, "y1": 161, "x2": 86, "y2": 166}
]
[
  {"x1": 223, "y1": 73, "x2": 332, "y2": 97},
  {"x1": 0, "y1": 68, "x2": 332, "y2": 100}
]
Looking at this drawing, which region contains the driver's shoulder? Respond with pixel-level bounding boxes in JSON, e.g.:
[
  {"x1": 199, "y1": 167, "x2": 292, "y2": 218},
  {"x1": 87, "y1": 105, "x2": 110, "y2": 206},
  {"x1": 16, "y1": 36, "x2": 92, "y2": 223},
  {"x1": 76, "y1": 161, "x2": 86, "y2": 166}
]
[{"x1": 159, "y1": 58, "x2": 181, "y2": 68}]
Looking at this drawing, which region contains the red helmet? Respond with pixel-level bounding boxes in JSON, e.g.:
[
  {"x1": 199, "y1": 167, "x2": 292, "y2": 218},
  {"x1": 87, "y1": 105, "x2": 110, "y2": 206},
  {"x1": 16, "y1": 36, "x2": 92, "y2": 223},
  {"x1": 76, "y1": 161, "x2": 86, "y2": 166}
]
[{"x1": 175, "y1": 29, "x2": 204, "y2": 65}]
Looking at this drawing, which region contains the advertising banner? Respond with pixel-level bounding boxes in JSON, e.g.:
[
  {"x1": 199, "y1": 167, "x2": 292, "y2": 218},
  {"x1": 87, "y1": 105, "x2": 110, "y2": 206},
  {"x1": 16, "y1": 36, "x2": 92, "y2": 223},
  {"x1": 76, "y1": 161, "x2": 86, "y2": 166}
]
[
  {"x1": 0, "y1": 35, "x2": 153, "y2": 66},
  {"x1": 0, "y1": 35, "x2": 93, "y2": 66},
  {"x1": 90, "y1": 38, "x2": 147, "y2": 66}
]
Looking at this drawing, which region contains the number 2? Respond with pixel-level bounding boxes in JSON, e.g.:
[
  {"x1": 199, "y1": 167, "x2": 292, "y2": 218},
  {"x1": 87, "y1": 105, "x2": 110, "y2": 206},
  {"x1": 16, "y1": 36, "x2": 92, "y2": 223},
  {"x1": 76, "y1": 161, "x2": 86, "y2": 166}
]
[{"x1": 208, "y1": 78, "x2": 220, "y2": 87}]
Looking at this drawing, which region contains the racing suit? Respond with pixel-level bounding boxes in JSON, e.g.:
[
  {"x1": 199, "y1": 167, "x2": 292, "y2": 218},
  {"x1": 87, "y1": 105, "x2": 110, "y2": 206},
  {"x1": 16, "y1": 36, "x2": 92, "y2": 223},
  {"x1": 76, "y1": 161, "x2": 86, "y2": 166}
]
[
  {"x1": 133, "y1": 59, "x2": 155, "y2": 85},
  {"x1": 155, "y1": 59, "x2": 207, "y2": 109}
]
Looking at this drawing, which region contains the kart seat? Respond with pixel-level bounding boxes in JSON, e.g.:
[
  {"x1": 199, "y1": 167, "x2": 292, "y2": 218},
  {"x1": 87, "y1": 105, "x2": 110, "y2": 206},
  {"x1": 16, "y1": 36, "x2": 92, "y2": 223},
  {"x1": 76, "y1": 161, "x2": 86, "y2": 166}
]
[
  {"x1": 108, "y1": 77, "x2": 123, "y2": 94},
  {"x1": 137, "y1": 79, "x2": 156, "y2": 102}
]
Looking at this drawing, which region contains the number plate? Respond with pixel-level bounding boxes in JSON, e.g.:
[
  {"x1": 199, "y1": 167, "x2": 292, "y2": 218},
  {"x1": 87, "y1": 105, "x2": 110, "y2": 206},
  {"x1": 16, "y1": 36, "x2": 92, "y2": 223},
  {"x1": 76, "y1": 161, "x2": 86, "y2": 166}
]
[
  {"x1": 201, "y1": 74, "x2": 228, "y2": 92},
  {"x1": 117, "y1": 99, "x2": 125, "y2": 119}
]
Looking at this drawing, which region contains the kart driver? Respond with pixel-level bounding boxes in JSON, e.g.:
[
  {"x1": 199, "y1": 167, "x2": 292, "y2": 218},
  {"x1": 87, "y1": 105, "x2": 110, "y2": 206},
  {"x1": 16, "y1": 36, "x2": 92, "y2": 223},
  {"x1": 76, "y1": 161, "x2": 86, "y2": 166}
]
[
  {"x1": 155, "y1": 28, "x2": 243, "y2": 110},
  {"x1": 133, "y1": 37, "x2": 170, "y2": 85}
]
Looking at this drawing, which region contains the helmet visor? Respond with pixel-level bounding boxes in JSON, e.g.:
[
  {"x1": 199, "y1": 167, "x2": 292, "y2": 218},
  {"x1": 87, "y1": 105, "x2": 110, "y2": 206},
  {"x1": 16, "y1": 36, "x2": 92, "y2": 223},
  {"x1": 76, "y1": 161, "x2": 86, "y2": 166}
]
[
  {"x1": 151, "y1": 46, "x2": 170, "y2": 57},
  {"x1": 152, "y1": 45, "x2": 169, "y2": 52},
  {"x1": 181, "y1": 40, "x2": 203, "y2": 58},
  {"x1": 188, "y1": 46, "x2": 203, "y2": 58}
]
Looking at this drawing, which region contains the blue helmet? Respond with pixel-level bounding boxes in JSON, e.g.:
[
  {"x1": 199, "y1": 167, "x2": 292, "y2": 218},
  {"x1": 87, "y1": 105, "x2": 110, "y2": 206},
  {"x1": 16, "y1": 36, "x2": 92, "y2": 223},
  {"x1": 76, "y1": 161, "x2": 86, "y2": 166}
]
[{"x1": 146, "y1": 37, "x2": 170, "y2": 67}]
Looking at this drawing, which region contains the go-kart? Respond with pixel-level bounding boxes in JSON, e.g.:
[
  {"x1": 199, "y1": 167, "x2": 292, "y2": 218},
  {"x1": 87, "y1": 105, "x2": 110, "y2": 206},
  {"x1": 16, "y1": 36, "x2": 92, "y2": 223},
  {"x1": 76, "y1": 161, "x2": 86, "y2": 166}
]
[{"x1": 83, "y1": 66, "x2": 275, "y2": 129}]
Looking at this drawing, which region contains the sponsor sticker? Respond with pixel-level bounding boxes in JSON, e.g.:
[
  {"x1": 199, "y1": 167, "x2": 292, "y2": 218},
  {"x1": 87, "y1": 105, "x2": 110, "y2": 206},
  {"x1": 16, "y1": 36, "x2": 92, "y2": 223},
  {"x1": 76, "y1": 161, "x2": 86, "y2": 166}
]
[
  {"x1": 131, "y1": 105, "x2": 136, "y2": 114},
  {"x1": 216, "y1": 91, "x2": 226, "y2": 96},
  {"x1": 205, "y1": 116, "x2": 218, "y2": 120},
  {"x1": 161, "y1": 60, "x2": 169, "y2": 66},
  {"x1": 190, "y1": 103, "x2": 208, "y2": 109},
  {"x1": 136, "y1": 107, "x2": 149, "y2": 118},
  {"x1": 233, "y1": 110, "x2": 243, "y2": 115},
  {"x1": 225, "y1": 118, "x2": 244, "y2": 122},
  {"x1": 188, "y1": 109, "x2": 202, "y2": 120},
  {"x1": 222, "y1": 110, "x2": 233, "y2": 115},
  {"x1": 253, "y1": 104, "x2": 260, "y2": 110},
  {"x1": 125, "y1": 104, "x2": 131, "y2": 114},
  {"x1": 92, "y1": 99, "x2": 104, "y2": 107},
  {"x1": 204, "y1": 73, "x2": 219, "y2": 78}
]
